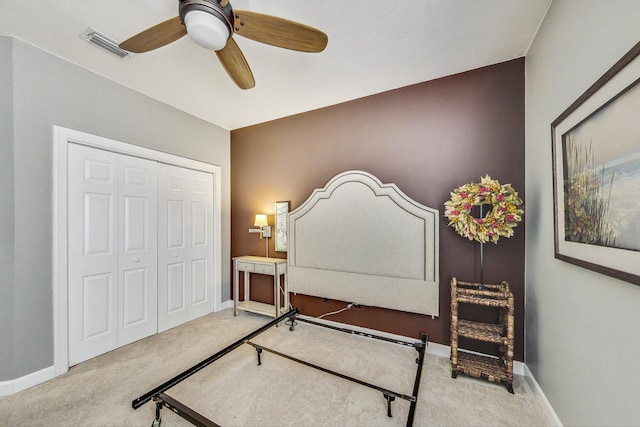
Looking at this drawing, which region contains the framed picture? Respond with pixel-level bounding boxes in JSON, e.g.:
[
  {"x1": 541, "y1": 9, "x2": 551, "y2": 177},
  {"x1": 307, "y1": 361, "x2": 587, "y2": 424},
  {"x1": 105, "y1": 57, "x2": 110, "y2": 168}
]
[
  {"x1": 552, "y1": 41, "x2": 640, "y2": 286},
  {"x1": 274, "y1": 201, "x2": 290, "y2": 252}
]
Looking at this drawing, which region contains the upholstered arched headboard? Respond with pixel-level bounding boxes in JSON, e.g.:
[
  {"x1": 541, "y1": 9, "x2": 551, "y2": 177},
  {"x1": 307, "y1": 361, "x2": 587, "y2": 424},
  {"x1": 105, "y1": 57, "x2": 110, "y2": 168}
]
[{"x1": 288, "y1": 170, "x2": 439, "y2": 316}]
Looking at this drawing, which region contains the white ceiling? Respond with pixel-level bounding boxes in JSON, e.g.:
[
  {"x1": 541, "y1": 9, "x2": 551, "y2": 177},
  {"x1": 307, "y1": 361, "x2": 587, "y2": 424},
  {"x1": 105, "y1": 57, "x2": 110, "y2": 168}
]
[{"x1": 0, "y1": 0, "x2": 551, "y2": 130}]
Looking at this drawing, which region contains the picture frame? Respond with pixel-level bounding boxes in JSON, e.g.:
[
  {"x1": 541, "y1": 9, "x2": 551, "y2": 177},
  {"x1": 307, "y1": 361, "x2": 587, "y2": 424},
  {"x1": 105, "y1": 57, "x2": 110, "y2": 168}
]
[
  {"x1": 551, "y1": 41, "x2": 640, "y2": 286},
  {"x1": 274, "y1": 201, "x2": 290, "y2": 252}
]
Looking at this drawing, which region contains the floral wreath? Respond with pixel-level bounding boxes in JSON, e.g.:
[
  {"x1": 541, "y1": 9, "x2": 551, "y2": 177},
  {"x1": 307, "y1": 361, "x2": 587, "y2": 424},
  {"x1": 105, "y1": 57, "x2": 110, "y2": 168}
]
[{"x1": 444, "y1": 175, "x2": 524, "y2": 244}]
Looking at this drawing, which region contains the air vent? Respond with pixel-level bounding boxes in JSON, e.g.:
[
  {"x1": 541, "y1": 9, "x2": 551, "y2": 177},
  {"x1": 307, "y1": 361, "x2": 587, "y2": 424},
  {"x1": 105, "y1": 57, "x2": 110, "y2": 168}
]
[{"x1": 80, "y1": 27, "x2": 129, "y2": 58}]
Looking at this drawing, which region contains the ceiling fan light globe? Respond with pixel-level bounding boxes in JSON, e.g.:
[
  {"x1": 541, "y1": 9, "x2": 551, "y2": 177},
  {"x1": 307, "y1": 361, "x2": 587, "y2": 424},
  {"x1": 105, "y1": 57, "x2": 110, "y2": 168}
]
[{"x1": 184, "y1": 10, "x2": 229, "y2": 51}]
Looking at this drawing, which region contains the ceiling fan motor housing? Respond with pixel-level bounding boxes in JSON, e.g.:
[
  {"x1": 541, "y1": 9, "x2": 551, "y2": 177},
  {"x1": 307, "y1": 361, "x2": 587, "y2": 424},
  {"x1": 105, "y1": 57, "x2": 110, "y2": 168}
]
[{"x1": 179, "y1": 0, "x2": 234, "y2": 39}]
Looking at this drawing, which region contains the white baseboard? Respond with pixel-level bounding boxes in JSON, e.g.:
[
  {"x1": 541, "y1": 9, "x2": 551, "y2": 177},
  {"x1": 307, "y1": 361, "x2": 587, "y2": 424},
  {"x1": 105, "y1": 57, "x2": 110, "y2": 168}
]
[
  {"x1": 218, "y1": 299, "x2": 233, "y2": 311},
  {"x1": 0, "y1": 365, "x2": 56, "y2": 397},
  {"x1": 524, "y1": 364, "x2": 563, "y2": 426}
]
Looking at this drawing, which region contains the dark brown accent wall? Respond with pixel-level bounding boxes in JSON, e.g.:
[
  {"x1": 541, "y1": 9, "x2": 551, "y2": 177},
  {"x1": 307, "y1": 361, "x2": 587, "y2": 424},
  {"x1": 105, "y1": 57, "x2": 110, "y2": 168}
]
[{"x1": 231, "y1": 58, "x2": 525, "y2": 360}]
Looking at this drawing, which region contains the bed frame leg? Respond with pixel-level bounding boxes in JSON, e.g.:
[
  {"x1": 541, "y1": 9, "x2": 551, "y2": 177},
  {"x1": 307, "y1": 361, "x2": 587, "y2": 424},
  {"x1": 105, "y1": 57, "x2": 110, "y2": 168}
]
[
  {"x1": 383, "y1": 393, "x2": 395, "y2": 417},
  {"x1": 151, "y1": 398, "x2": 162, "y2": 427},
  {"x1": 255, "y1": 347, "x2": 263, "y2": 365},
  {"x1": 286, "y1": 312, "x2": 297, "y2": 331}
]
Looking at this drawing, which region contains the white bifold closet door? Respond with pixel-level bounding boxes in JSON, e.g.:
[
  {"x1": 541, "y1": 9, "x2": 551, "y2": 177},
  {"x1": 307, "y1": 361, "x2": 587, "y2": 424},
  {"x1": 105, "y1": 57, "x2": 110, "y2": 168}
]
[
  {"x1": 68, "y1": 144, "x2": 215, "y2": 365},
  {"x1": 157, "y1": 164, "x2": 214, "y2": 332},
  {"x1": 68, "y1": 144, "x2": 158, "y2": 365}
]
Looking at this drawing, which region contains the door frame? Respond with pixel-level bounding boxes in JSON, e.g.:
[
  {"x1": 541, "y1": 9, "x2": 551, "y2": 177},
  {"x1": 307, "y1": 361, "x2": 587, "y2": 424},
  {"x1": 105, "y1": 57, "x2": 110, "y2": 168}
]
[{"x1": 53, "y1": 126, "x2": 222, "y2": 376}]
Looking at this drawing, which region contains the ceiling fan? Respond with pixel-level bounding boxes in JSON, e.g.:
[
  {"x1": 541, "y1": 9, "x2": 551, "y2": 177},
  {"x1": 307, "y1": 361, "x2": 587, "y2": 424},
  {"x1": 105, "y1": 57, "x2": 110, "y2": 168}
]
[{"x1": 119, "y1": 0, "x2": 328, "y2": 89}]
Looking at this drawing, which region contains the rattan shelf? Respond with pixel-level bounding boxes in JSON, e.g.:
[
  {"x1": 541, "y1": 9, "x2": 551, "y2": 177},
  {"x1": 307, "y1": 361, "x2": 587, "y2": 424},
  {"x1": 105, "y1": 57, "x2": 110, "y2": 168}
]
[
  {"x1": 457, "y1": 320, "x2": 506, "y2": 344},
  {"x1": 450, "y1": 277, "x2": 514, "y2": 393}
]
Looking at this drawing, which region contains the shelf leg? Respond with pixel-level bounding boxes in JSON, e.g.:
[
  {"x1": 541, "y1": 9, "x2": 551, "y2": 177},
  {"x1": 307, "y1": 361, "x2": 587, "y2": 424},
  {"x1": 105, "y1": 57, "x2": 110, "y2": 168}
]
[{"x1": 504, "y1": 381, "x2": 514, "y2": 394}]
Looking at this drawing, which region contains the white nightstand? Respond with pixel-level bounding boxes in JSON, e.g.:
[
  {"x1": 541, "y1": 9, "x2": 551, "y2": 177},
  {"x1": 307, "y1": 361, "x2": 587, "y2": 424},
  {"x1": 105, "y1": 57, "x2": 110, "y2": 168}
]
[{"x1": 233, "y1": 256, "x2": 288, "y2": 319}]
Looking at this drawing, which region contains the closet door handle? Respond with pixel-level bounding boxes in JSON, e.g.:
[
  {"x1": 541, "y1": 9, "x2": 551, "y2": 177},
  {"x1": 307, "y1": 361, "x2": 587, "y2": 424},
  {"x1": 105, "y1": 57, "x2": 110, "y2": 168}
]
[{"x1": 133, "y1": 258, "x2": 140, "y2": 263}]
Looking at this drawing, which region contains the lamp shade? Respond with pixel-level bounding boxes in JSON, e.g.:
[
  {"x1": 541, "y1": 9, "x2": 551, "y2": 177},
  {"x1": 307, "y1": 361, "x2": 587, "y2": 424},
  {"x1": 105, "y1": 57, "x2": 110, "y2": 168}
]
[
  {"x1": 254, "y1": 214, "x2": 268, "y2": 228},
  {"x1": 184, "y1": 10, "x2": 229, "y2": 51}
]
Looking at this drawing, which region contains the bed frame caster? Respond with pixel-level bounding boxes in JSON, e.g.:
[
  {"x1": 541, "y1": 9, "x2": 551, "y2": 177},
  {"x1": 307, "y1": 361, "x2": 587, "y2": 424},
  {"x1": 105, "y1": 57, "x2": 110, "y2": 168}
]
[
  {"x1": 383, "y1": 393, "x2": 395, "y2": 417},
  {"x1": 286, "y1": 312, "x2": 297, "y2": 331}
]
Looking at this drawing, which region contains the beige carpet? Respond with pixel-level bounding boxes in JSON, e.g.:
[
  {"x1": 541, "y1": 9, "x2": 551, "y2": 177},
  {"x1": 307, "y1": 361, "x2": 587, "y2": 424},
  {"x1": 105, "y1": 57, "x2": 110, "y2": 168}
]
[{"x1": 0, "y1": 309, "x2": 552, "y2": 426}]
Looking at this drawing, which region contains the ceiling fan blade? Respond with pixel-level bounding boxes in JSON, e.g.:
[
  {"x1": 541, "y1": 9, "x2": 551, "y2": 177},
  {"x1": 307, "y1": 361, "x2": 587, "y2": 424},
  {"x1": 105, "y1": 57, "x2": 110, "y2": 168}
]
[
  {"x1": 233, "y1": 10, "x2": 328, "y2": 53},
  {"x1": 216, "y1": 38, "x2": 255, "y2": 90},
  {"x1": 119, "y1": 16, "x2": 187, "y2": 53}
]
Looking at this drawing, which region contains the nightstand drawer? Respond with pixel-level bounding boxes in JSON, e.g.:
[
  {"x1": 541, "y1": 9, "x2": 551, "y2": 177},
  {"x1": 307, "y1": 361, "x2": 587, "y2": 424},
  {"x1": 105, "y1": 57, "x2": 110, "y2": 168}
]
[
  {"x1": 236, "y1": 261, "x2": 255, "y2": 272},
  {"x1": 254, "y1": 263, "x2": 274, "y2": 275}
]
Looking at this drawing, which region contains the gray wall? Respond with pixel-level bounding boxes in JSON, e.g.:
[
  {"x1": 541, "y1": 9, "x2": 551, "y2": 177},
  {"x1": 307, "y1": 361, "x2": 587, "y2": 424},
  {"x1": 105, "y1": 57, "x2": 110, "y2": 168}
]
[
  {"x1": 0, "y1": 37, "x2": 15, "y2": 380},
  {"x1": 525, "y1": 1, "x2": 640, "y2": 425},
  {"x1": 1, "y1": 36, "x2": 231, "y2": 381}
]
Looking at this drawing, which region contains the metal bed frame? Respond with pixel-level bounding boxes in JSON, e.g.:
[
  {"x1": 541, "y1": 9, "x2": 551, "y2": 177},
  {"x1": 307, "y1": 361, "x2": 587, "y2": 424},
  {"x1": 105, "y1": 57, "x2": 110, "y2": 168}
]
[{"x1": 132, "y1": 308, "x2": 428, "y2": 427}]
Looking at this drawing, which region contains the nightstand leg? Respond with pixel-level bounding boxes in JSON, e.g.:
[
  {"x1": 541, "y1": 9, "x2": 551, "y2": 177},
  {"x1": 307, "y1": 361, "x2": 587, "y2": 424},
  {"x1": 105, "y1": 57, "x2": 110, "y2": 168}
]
[
  {"x1": 233, "y1": 260, "x2": 238, "y2": 316},
  {"x1": 244, "y1": 272, "x2": 250, "y2": 302},
  {"x1": 274, "y1": 273, "x2": 280, "y2": 325}
]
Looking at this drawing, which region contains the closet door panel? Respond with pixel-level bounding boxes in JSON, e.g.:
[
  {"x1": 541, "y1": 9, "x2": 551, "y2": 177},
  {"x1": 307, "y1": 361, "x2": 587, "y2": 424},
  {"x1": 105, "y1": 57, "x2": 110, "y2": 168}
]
[
  {"x1": 167, "y1": 200, "x2": 185, "y2": 248},
  {"x1": 189, "y1": 171, "x2": 214, "y2": 319},
  {"x1": 122, "y1": 268, "x2": 147, "y2": 325},
  {"x1": 167, "y1": 262, "x2": 186, "y2": 312},
  {"x1": 117, "y1": 155, "x2": 158, "y2": 346},
  {"x1": 158, "y1": 165, "x2": 214, "y2": 331},
  {"x1": 82, "y1": 273, "x2": 114, "y2": 340},
  {"x1": 158, "y1": 165, "x2": 190, "y2": 331},
  {"x1": 68, "y1": 144, "x2": 118, "y2": 365},
  {"x1": 192, "y1": 259, "x2": 207, "y2": 305}
]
